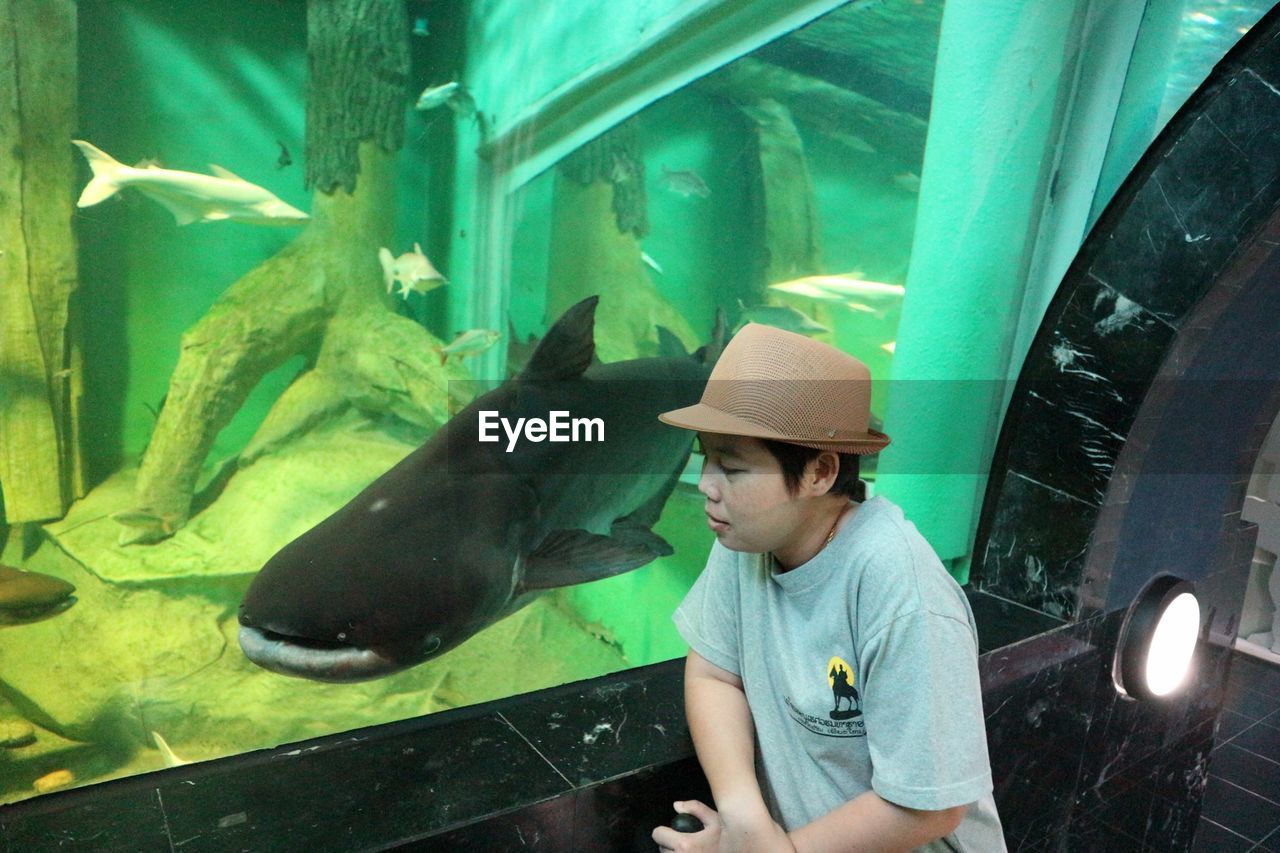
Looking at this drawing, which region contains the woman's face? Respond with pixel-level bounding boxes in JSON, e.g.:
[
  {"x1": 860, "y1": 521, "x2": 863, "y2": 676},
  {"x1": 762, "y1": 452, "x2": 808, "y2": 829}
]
[{"x1": 696, "y1": 432, "x2": 805, "y2": 554}]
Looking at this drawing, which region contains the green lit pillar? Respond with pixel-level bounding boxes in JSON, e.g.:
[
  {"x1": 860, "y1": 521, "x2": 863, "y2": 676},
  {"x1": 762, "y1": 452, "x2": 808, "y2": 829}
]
[
  {"x1": 1089, "y1": 0, "x2": 1186, "y2": 227},
  {"x1": 875, "y1": 0, "x2": 1093, "y2": 578}
]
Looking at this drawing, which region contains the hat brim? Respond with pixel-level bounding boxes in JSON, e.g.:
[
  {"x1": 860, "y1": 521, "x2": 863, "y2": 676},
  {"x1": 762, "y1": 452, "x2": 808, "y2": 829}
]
[{"x1": 658, "y1": 403, "x2": 890, "y2": 455}]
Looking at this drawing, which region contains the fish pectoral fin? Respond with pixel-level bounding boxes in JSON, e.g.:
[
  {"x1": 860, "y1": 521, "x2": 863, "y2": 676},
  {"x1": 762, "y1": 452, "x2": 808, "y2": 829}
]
[
  {"x1": 615, "y1": 452, "x2": 689, "y2": 532},
  {"x1": 520, "y1": 528, "x2": 666, "y2": 591},
  {"x1": 608, "y1": 521, "x2": 674, "y2": 558},
  {"x1": 144, "y1": 192, "x2": 205, "y2": 225}
]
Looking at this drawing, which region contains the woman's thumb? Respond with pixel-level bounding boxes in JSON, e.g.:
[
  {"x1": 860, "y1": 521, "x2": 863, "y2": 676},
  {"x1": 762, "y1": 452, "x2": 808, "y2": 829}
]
[{"x1": 674, "y1": 799, "x2": 716, "y2": 822}]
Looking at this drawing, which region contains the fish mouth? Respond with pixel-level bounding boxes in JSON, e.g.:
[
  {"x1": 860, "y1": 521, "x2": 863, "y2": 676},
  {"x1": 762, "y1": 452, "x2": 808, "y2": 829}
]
[
  {"x1": 0, "y1": 595, "x2": 77, "y2": 626},
  {"x1": 237, "y1": 625, "x2": 404, "y2": 683}
]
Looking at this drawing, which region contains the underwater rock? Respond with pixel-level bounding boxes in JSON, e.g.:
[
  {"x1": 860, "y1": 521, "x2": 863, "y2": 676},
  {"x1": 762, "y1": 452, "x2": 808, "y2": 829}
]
[
  {"x1": 46, "y1": 412, "x2": 421, "y2": 583},
  {"x1": 0, "y1": 719, "x2": 36, "y2": 748},
  {"x1": 4, "y1": 410, "x2": 633, "y2": 779}
]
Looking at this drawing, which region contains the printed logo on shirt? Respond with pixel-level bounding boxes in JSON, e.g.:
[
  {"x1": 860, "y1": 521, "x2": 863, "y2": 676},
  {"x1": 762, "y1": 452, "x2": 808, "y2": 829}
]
[{"x1": 782, "y1": 656, "x2": 866, "y2": 738}]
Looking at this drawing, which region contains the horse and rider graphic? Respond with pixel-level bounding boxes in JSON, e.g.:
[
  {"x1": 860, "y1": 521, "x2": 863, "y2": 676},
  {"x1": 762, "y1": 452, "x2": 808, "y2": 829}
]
[{"x1": 829, "y1": 662, "x2": 862, "y2": 721}]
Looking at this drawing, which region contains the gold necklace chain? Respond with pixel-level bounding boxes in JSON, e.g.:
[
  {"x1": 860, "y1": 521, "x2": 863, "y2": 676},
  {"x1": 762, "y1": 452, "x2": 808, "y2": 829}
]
[{"x1": 822, "y1": 507, "x2": 844, "y2": 548}]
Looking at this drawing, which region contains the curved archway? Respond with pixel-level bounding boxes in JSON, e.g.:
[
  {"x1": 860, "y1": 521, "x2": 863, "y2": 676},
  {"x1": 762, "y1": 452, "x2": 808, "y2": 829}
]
[{"x1": 971, "y1": 6, "x2": 1280, "y2": 848}]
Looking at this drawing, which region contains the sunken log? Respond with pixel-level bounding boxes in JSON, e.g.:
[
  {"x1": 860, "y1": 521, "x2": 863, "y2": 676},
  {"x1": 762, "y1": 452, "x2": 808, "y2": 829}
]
[
  {"x1": 734, "y1": 96, "x2": 824, "y2": 288},
  {"x1": 547, "y1": 148, "x2": 697, "y2": 363},
  {"x1": 0, "y1": 0, "x2": 84, "y2": 524},
  {"x1": 126, "y1": 0, "x2": 464, "y2": 544}
]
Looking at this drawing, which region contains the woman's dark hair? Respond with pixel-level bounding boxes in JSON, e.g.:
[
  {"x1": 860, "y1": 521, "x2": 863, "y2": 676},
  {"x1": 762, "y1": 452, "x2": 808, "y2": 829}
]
[{"x1": 760, "y1": 439, "x2": 866, "y2": 501}]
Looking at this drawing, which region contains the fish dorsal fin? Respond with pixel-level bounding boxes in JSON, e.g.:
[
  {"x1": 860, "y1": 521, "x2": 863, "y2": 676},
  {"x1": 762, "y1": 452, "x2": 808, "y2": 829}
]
[
  {"x1": 520, "y1": 296, "x2": 598, "y2": 381},
  {"x1": 519, "y1": 527, "x2": 670, "y2": 592},
  {"x1": 208, "y1": 164, "x2": 246, "y2": 182}
]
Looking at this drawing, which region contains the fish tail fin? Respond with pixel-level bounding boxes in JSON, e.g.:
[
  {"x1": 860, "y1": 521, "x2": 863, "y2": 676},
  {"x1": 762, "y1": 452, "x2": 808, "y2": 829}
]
[
  {"x1": 378, "y1": 247, "x2": 395, "y2": 293},
  {"x1": 151, "y1": 731, "x2": 187, "y2": 767},
  {"x1": 72, "y1": 140, "x2": 124, "y2": 207}
]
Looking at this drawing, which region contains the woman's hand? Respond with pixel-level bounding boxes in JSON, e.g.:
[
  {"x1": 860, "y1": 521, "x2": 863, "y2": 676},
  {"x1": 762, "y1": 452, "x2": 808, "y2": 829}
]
[
  {"x1": 652, "y1": 800, "x2": 721, "y2": 852},
  {"x1": 652, "y1": 800, "x2": 794, "y2": 852}
]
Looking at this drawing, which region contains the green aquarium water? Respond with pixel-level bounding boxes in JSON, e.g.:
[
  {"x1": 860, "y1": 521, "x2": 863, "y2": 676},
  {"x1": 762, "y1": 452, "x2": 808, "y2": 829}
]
[{"x1": 0, "y1": 0, "x2": 1108, "y2": 806}]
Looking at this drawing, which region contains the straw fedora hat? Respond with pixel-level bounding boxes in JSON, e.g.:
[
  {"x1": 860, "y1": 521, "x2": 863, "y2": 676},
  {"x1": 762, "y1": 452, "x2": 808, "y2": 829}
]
[{"x1": 659, "y1": 323, "x2": 890, "y2": 454}]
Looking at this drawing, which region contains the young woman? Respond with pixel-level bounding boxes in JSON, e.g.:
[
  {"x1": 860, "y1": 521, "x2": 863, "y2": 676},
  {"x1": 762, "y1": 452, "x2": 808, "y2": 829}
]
[{"x1": 651, "y1": 323, "x2": 1004, "y2": 853}]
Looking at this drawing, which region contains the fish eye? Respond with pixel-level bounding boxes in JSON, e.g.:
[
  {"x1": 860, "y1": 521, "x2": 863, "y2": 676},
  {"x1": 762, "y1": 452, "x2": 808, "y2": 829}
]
[{"x1": 422, "y1": 636, "x2": 442, "y2": 655}]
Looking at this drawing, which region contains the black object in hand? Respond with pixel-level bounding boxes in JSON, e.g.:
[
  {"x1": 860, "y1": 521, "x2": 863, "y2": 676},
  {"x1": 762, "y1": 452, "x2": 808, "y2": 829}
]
[{"x1": 671, "y1": 812, "x2": 704, "y2": 833}]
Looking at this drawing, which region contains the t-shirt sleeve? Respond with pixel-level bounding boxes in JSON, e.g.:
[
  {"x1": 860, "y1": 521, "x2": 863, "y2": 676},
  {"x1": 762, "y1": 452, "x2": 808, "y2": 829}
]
[
  {"x1": 672, "y1": 542, "x2": 742, "y2": 676},
  {"x1": 861, "y1": 610, "x2": 993, "y2": 811}
]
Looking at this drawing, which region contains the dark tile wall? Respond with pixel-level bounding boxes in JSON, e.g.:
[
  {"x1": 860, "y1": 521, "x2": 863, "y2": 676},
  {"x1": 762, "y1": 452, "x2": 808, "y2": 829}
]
[
  {"x1": 967, "y1": 5, "x2": 1280, "y2": 851},
  {"x1": 1196, "y1": 652, "x2": 1280, "y2": 851}
]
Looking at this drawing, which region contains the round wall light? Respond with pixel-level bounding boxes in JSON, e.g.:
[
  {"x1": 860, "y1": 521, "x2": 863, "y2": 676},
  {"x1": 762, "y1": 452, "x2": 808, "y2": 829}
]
[{"x1": 1113, "y1": 575, "x2": 1201, "y2": 701}]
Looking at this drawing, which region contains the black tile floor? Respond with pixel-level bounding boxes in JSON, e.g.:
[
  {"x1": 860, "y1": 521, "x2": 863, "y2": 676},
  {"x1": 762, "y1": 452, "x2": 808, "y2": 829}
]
[{"x1": 1193, "y1": 650, "x2": 1280, "y2": 851}]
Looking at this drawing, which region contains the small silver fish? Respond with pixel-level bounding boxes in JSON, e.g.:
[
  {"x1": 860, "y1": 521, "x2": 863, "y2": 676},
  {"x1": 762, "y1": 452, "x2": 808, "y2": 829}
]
[
  {"x1": 891, "y1": 172, "x2": 921, "y2": 193},
  {"x1": 416, "y1": 81, "x2": 460, "y2": 111},
  {"x1": 379, "y1": 243, "x2": 447, "y2": 298},
  {"x1": 660, "y1": 166, "x2": 710, "y2": 198},
  {"x1": 112, "y1": 507, "x2": 182, "y2": 537},
  {"x1": 641, "y1": 251, "x2": 664, "y2": 275},
  {"x1": 416, "y1": 81, "x2": 476, "y2": 118},
  {"x1": 736, "y1": 300, "x2": 828, "y2": 337},
  {"x1": 435, "y1": 329, "x2": 501, "y2": 365},
  {"x1": 835, "y1": 133, "x2": 877, "y2": 155}
]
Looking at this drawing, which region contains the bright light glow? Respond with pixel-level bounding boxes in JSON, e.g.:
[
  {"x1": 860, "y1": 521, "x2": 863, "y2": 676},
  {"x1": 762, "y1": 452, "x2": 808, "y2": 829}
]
[{"x1": 1144, "y1": 592, "x2": 1200, "y2": 696}]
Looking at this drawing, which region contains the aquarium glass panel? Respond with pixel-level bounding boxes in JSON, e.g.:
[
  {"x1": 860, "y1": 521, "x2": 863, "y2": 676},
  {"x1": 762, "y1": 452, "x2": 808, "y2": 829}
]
[
  {"x1": 0, "y1": 0, "x2": 941, "y2": 803},
  {"x1": 503, "y1": 1, "x2": 941, "y2": 670},
  {"x1": 1159, "y1": 1, "x2": 1275, "y2": 129}
]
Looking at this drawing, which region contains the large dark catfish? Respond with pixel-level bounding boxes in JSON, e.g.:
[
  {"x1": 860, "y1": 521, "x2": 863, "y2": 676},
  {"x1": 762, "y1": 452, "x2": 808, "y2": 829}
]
[{"x1": 238, "y1": 296, "x2": 716, "y2": 681}]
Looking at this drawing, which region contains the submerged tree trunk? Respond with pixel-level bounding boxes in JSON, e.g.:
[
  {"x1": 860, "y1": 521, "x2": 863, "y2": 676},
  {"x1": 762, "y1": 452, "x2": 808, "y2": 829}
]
[
  {"x1": 0, "y1": 0, "x2": 83, "y2": 524},
  {"x1": 126, "y1": 0, "x2": 462, "y2": 544},
  {"x1": 736, "y1": 97, "x2": 823, "y2": 287},
  {"x1": 547, "y1": 124, "x2": 698, "y2": 363}
]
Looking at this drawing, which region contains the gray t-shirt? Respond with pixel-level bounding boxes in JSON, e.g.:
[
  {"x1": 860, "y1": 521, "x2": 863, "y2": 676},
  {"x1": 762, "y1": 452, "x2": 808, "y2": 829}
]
[{"x1": 673, "y1": 495, "x2": 1005, "y2": 852}]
